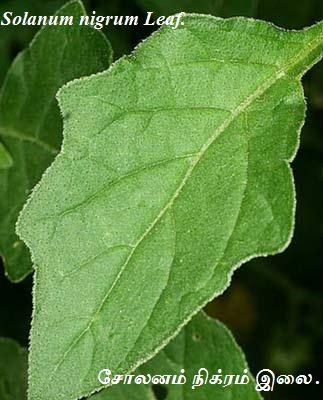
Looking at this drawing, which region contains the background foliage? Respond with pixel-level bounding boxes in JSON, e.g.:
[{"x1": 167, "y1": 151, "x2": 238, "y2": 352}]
[{"x1": 0, "y1": 1, "x2": 322, "y2": 399}]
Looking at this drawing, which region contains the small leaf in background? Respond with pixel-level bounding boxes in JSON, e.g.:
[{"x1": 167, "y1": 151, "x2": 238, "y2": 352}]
[
  {"x1": 92, "y1": 313, "x2": 262, "y2": 400},
  {"x1": 17, "y1": 15, "x2": 323, "y2": 400},
  {"x1": 0, "y1": 338, "x2": 27, "y2": 400},
  {"x1": 0, "y1": 0, "x2": 112, "y2": 282},
  {"x1": 0, "y1": 0, "x2": 67, "y2": 86},
  {"x1": 0, "y1": 143, "x2": 13, "y2": 169}
]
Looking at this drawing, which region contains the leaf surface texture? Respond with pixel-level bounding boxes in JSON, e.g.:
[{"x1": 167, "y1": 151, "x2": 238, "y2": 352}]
[{"x1": 17, "y1": 15, "x2": 323, "y2": 400}]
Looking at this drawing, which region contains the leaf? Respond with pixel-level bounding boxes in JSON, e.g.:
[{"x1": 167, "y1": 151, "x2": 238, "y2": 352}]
[
  {"x1": 136, "y1": 0, "x2": 258, "y2": 17},
  {"x1": 0, "y1": 338, "x2": 27, "y2": 400},
  {"x1": 0, "y1": 0, "x2": 112, "y2": 282},
  {"x1": 17, "y1": 15, "x2": 323, "y2": 400},
  {"x1": 0, "y1": 0, "x2": 67, "y2": 86},
  {"x1": 91, "y1": 313, "x2": 262, "y2": 400},
  {"x1": 0, "y1": 142, "x2": 13, "y2": 169}
]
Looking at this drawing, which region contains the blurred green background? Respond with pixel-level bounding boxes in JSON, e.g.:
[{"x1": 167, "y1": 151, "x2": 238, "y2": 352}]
[{"x1": 0, "y1": 1, "x2": 322, "y2": 399}]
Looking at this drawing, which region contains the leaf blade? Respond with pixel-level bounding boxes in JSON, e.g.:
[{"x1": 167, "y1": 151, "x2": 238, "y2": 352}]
[{"x1": 17, "y1": 16, "x2": 323, "y2": 400}]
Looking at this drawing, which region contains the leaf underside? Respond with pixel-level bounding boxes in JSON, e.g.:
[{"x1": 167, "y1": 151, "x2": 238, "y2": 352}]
[
  {"x1": 17, "y1": 15, "x2": 323, "y2": 400},
  {"x1": 0, "y1": 0, "x2": 112, "y2": 282},
  {"x1": 92, "y1": 313, "x2": 262, "y2": 400}
]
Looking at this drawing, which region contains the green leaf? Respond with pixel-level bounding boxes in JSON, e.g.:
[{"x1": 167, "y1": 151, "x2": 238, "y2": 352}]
[
  {"x1": 0, "y1": 338, "x2": 27, "y2": 400},
  {"x1": 91, "y1": 313, "x2": 262, "y2": 400},
  {"x1": 17, "y1": 15, "x2": 323, "y2": 400},
  {"x1": 136, "y1": 0, "x2": 258, "y2": 17},
  {"x1": 0, "y1": 0, "x2": 112, "y2": 282},
  {"x1": 0, "y1": 0, "x2": 67, "y2": 86},
  {"x1": 0, "y1": 142, "x2": 13, "y2": 169}
]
